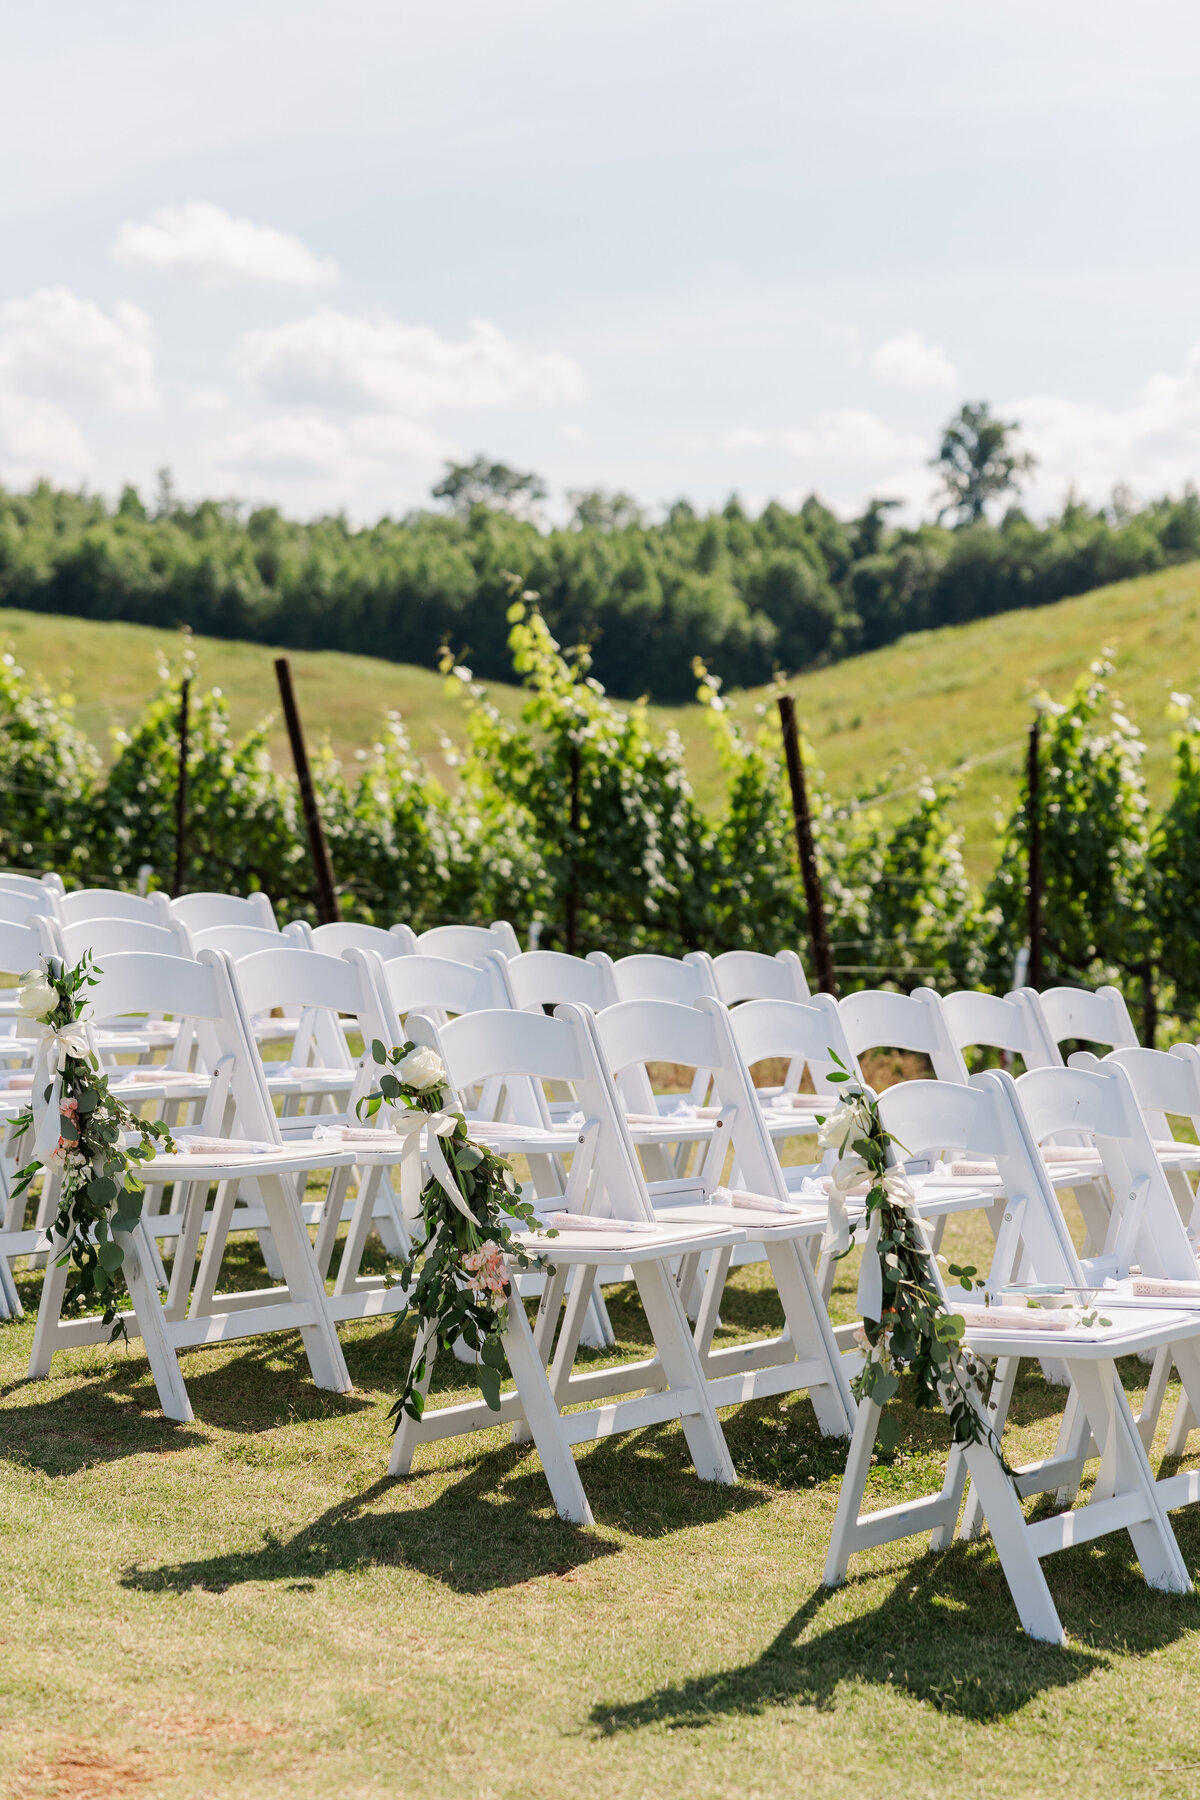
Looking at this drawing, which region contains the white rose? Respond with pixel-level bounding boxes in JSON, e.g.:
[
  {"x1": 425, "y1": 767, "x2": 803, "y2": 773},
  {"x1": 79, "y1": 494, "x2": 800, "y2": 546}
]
[
  {"x1": 817, "y1": 1095, "x2": 870, "y2": 1157},
  {"x1": 15, "y1": 967, "x2": 58, "y2": 1022},
  {"x1": 395, "y1": 1044, "x2": 447, "y2": 1093}
]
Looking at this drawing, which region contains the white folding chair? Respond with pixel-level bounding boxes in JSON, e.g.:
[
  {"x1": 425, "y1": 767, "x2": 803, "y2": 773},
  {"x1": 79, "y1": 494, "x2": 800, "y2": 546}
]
[
  {"x1": 587, "y1": 994, "x2": 854, "y2": 1434},
  {"x1": 1065, "y1": 1043, "x2": 1200, "y2": 1452},
  {"x1": 0, "y1": 891, "x2": 45, "y2": 926},
  {"x1": 505, "y1": 950, "x2": 618, "y2": 1014},
  {"x1": 192, "y1": 945, "x2": 412, "y2": 1317},
  {"x1": 169, "y1": 891, "x2": 279, "y2": 934},
  {"x1": 838, "y1": 985, "x2": 969, "y2": 1082},
  {"x1": 27, "y1": 948, "x2": 356, "y2": 1422},
  {"x1": 311, "y1": 921, "x2": 412, "y2": 961},
  {"x1": 55, "y1": 888, "x2": 171, "y2": 928},
  {"x1": 825, "y1": 1068, "x2": 1198, "y2": 1643},
  {"x1": 349, "y1": 946, "x2": 614, "y2": 1341},
  {"x1": 604, "y1": 951, "x2": 720, "y2": 1005},
  {"x1": 36, "y1": 913, "x2": 200, "y2": 1077},
  {"x1": 387, "y1": 1001, "x2": 747, "y2": 1521},
  {"x1": 1034, "y1": 983, "x2": 1139, "y2": 1056},
  {"x1": 0, "y1": 870, "x2": 64, "y2": 902},
  {"x1": 414, "y1": 921, "x2": 521, "y2": 962},
  {"x1": 711, "y1": 949, "x2": 811, "y2": 1006}
]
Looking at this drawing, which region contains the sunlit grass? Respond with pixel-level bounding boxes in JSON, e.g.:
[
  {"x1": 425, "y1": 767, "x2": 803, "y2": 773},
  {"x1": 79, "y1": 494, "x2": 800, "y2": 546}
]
[{"x1": 2, "y1": 1196, "x2": 1200, "y2": 1798}]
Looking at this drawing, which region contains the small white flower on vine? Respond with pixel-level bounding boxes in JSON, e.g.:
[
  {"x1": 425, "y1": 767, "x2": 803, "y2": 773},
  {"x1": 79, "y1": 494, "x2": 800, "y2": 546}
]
[
  {"x1": 817, "y1": 1094, "x2": 873, "y2": 1157},
  {"x1": 15, "y1": 966, "x2": 58, "y2": 1021},
  {"x1": 395, "y1": 1044, "x2": 447, "y2": 1092}
]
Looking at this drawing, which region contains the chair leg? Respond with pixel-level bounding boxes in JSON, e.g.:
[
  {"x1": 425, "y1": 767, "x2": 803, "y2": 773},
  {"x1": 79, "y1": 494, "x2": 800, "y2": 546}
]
[
  {"x1": 27, "y1": 1234, "x2": 72, "y2": 1379},
  {"x1": 634, "y1": 1259, "x2": 736, "y2": 1485},
  {"x1": 1136, "y1": 1346, "x2": 1175, "y2": 1450},
  {"x1": 958, "y1": 1355, "x2": 1020, "y2": 1541},
  {"x1": 1071, "y1": 1358, "x2": 1191, "y2": 1595},
  {"x1": 824, "y1": 1397, "x2": 883, "y2": 1585},
  {"x1": 765, "y1": 1237, "x2": 855, "y2": 1435},
  {"x1": 119, "y1": 1223, "x2": 195, "y2": 1424},
  {"x1": 959, "y1": 1437, "x2": 1066, "y2": 1643},
  {"x1": 189, "y1": 1178, "x2": 239, "y2": 1317},
  {"x1": 253, "y1": 1174, "x2": 352, "y2": 1394},
  {"x1": 389, "y1": 1323, "x2": 438, "y2": 1476},
  {"x1": 500, "y1": 1289, "x2": 595, "y2": 1526}
]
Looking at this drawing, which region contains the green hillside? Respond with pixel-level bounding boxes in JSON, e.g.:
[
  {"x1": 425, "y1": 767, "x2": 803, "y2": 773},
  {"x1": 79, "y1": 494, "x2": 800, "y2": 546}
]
[{"x1": 1, "y1": 559, "x2": 1194, "y2": 880}]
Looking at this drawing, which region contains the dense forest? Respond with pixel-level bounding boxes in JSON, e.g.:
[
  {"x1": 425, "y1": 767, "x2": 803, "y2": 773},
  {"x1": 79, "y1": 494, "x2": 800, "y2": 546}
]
[{"x1": 2, "y1": 408, "x2": 1197, "y2": 701}]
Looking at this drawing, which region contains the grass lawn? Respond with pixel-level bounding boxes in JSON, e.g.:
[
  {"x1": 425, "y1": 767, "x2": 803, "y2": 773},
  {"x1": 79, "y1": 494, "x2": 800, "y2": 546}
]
[
  {"x1": 3, "y1": 1205, "x2": 1200, "y2": 1800},
  {"x1": 3, "y1": 557, "x2": 1200, "y2": 880}
]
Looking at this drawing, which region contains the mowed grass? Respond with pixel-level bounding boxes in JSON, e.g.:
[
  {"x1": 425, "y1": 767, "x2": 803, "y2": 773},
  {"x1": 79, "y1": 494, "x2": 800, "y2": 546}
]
[
  {"x1": 1, "y1": 557, "x2": 1198, "y2": 878},
  {"x1": 3, "y1": 1199, "x2": 1200, "y2": 1800}
]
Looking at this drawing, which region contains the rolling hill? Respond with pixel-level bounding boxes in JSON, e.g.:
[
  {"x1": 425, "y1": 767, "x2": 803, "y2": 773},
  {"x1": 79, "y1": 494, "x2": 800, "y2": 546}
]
[{"x1": 0, "y1": 559, "x2": 1193, "y2": 881}]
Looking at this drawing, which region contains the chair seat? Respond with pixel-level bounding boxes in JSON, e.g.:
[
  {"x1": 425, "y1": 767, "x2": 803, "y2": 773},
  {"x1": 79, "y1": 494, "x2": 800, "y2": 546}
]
[{"x1": 516, "y1": 1217, "x2": 748, "y2": 1261}]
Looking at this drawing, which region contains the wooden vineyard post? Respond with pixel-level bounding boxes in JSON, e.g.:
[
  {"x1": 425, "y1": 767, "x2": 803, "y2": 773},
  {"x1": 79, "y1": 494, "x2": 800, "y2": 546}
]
[
  {"x1": 171, "y1": 676, "x2": 190, "y2": 898},
  {"x1": 274, "y1": 656, "x2": 341, "y2": 924},
  {"x1": 1027, "y1": 716, "x2": 1042, "y2": 992},
  {"x1": 777, "y1": 693, "x2": 837, "y2": 996}
]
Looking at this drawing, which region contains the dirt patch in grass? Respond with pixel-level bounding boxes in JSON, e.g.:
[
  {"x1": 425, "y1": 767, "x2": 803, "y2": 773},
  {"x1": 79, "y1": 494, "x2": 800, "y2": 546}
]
[{"x1": 12, "y1": 1746, "x2": 151, "y2": 1800}]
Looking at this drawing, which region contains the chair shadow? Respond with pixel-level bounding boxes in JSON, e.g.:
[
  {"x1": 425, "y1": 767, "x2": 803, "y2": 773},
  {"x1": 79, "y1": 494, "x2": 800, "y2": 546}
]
[
  {"x1": 0, "y1": 1376, "x2": 207, "y2": 1476},
  {"x1": 122, "y1": 1452, "x2": 621, "y2": 1597},
  {"x1": 589, "y1": 1523, "x2": 1200, "y2": 1734}
]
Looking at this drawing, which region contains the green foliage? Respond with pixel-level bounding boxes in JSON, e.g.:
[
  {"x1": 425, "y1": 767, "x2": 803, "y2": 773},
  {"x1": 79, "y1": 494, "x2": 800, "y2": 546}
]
[
  {"x1": 0, "y1": 652, "x2": 98, "y2": 878},
  {"x1": 11, "y1": 953, "x2": 173, "y2": 1333},
  {"x1": 452, "y1": 586, "x2": 709, "y2": 954},
  {"x1": 983, "y1": 659, "x2": 1151, "y2": 986},
  {"x1": 1148, "y1": 694, "x2": 1200, "y2": 1016},
  {"x1": 6, "y1": 452, "x2": 1200, "y2": 702},
  {"x1": 931, "y1": 401, "x2": 1037, "y2": 527}
]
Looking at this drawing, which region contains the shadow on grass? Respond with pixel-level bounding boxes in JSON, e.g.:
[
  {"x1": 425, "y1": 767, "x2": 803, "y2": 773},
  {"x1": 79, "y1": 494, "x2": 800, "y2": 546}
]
[
  {"x1": 0, "y1": 1377, "x2": 207, "y2": 1475},
  {"x1": 589, "y1": 1525, "x2": 1200, "y2": 1731},
  {"x1": 121, "y1": 1419, "x2": 769, "y2": 1597}
]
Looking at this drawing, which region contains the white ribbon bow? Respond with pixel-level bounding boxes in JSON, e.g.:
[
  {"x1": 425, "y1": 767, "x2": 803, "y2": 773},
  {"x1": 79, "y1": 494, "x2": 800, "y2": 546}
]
[
  {"x1": 855, "y1": 1169, "x2": 919, "y2": 1325},
  {"x1": 821, "y1": 1151, "x2": 866, "y2": 1260},
  {"x1": 30, "y1": 1020, "x2": 93, "y2": 1164},
  {"x1": 387, "y1": 1106, "x2": 476, "y2": 1226}
]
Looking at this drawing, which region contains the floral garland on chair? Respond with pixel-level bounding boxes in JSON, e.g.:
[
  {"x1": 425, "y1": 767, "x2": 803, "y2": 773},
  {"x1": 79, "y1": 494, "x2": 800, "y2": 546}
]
[
  {"x1": 361, "y1": 1038, "x2": 555, "y2": 1426},
  {"x1": 11, "y1": 954, "x2": 174, "y2": 1335},
  {"x1": 817, "y1": 1053, "x2": 1010, "y2": 1464}
]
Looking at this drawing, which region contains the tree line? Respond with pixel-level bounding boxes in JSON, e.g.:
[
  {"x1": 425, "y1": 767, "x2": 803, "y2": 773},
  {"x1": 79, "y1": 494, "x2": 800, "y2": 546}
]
[{"x1": 2, "y1": 407, "x2": 1199, "y2": 703}]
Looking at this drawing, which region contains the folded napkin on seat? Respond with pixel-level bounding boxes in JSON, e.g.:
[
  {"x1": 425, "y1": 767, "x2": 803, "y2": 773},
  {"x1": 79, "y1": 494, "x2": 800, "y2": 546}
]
[
  {"x1": 1131, "y1": 1275, "x2": 1200, "y2": 1300},
  {"x1": 714, "y1": 1185, "x2": 818, "y2": 1215},
  {"x1": 957, "y1": 1304, "x2": 1072, "y2": 1332},
  {"x1": 538, "y1": 1210, "x2": 658, "y2": 1235},
  {"x1": 170, "y1": 1133, "x2": 279, "y2": 1156},
  {"x1": 311, "y1": 1124, "x2": 404, "y2": 1146}
]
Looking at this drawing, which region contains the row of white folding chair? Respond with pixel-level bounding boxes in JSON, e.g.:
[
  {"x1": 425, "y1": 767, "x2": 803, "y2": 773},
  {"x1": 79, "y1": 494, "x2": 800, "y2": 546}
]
[
  {"x1": 22, "y1": 943, "x2": 759, "y2": 1517},
  {"x1": 23, "y1": 936, "x2": 498, "y2": 1398},
  {"x1": 25, "y1": 947, "x2": 370, "y2": 1422},
  {"x1": 826, "y1": 1062, "x2": 1200, "y2": 1642},
  {"x1": 385, "y1": 994, "x2": 852, "y2": 1521},
  {"x1": 947, "y1": 1053, "x2": 1200, "y2": 1539}
]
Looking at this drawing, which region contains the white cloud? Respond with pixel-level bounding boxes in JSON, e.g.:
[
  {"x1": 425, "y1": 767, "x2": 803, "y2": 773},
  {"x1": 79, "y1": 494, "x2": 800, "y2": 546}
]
[
  {"x1": 208, "y1": 411, "x2": 458, "y2": 489},
  {"x1": 0, "y1": 392, "x2": 90, "y2": 481},
  {"x1": 0, "y1": 286, "x2": 157, "y2": 412},
  {"x1": 209, "y1": 415, "x2": 349, "y2": 479},
  {"x1": 1013, "y1": 346, "x2": 1200, "y2": 505},
  {"x1": 236, "y1": 308, "x2": 587, "y2": 414},
  {"x1": 869, "y1": 329, "x2": 957, "y2": 391},
  {"x1": 111, "y1": 201, "x2": 338, "y2": 289}
]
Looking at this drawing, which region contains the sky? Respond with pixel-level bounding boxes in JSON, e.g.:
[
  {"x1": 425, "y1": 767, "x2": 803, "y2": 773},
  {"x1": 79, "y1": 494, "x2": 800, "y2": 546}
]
[{"x1": 4, "y1": 0, "x2": 1200, "y2": 526}]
